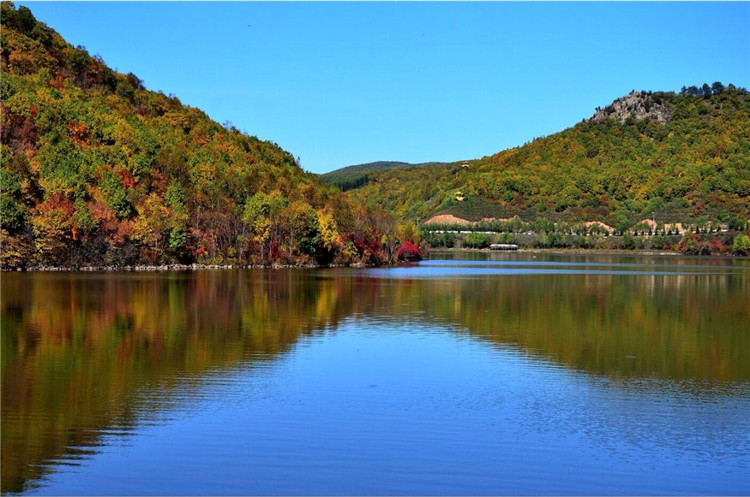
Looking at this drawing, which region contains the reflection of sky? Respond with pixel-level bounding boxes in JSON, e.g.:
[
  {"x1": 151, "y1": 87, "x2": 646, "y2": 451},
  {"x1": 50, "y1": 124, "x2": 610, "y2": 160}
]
[
  {"x1": 365, "y1": 266, "x2": 731, "y2": 278},
  {"x1": 419, "y1": 259, "x2": 750, "y2": 269},
  {"x1": 362, "y1": 258, "x2": 750, "y2": 279},
  {"x1": 428, "y1": 251, "x2": 750, "y2": 267},
  {"x1": 27, "y1": 322, "x2": 750, "y2": 496}
]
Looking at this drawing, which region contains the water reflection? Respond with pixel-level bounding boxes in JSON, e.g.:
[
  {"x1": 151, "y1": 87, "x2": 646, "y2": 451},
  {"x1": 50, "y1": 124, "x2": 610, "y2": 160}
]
[
  {"x1": 2, "y1": 270, "x2": 355, "y2": 493},
  {"x1": 2, "y1": 256, "x2": 749, "y2": 494}
]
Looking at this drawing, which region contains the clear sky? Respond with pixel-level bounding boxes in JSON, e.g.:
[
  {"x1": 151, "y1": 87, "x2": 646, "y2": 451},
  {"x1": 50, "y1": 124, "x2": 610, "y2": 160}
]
[{"x1": 17, "y1": 1, "x2": 750, "y2": 174}]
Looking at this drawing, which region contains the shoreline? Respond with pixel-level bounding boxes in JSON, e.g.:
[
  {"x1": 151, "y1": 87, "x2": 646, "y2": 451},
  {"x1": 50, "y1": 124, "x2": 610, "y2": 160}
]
[
  {"x1": 429, "y1": 247, "x2": 684, "y2": 257},
  {"x1": 433, "y1": 247, "x2": 747, "y2": 258},
  {"x1": 3, "y1": 262, "x2": 364, "y2": 272},
  {"x1": 431, "y1": 247, "x2": 750, "y2": 260},
  {"x1": 6, "y1": 248, "x2": 747, "y2": 272}
]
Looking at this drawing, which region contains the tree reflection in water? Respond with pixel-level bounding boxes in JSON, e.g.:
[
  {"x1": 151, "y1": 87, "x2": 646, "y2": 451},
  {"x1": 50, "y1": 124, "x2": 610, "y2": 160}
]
[{"x1": 2, "y1": 259, "x2": 749, "y2": 494}]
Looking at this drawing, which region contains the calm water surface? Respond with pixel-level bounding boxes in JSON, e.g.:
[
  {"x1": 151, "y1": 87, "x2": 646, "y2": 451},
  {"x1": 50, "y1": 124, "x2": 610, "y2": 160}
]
[{"x1": 2, "y1": 252, "x2": 749, "y2": 495}]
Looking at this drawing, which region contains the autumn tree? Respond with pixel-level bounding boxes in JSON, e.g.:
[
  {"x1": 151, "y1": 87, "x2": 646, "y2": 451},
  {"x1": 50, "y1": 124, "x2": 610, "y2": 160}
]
[{"x1": 242, "y1": 191, "x2": 287, "y2": 264}]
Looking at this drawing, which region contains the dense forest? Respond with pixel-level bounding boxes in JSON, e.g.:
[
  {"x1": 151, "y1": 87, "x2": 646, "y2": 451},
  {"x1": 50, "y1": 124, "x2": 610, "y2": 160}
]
[
  {"x1": 0, "y1": 3, "x2": 422, "y2": 269},
  {"x1": 342, "y1": 86, "x2": 750, "y2": 234}
]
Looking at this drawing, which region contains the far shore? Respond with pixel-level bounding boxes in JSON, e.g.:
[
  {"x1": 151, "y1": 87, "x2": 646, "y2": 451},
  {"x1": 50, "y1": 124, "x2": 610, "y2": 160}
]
[
  {"x1": 432, "y1": 247, "x2": 748, "y2": 259},
  {"x1": 429, "y1": 247, "x2": 685, "y2": 257}
]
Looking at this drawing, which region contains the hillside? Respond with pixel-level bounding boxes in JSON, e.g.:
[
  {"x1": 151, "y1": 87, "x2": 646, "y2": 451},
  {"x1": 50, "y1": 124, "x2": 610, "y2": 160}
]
[
  {"x1": 0, "y1": 3, "x2": 417, "y2": 269},
  {"x1": 345, "y1": 86, "x2": 750, "y2": 230},
  {"x1": 320, "y1": 160, "x2": 449, "y2": 191}
]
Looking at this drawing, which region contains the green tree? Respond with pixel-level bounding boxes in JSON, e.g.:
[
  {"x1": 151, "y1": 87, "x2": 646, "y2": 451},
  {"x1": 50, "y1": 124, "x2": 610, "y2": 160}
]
[
  {"x1": 100, "y1": 172, "x2": 134, "y2": 219},
  {"x1": 621, "y1": 233, "x2": 636, "y2": 250},
  {"x1": 279, "y1": 201, "x2": 320, "y2": 258},
  {"x1": 464, "y1": 232, "x2": 490, "y2": 249},
  {"x1": 732, "y1": 234, "x2": 750, "y2": 255}
]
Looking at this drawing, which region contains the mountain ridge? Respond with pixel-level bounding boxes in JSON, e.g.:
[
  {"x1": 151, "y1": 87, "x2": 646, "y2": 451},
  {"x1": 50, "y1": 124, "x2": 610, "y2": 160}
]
[
  {"x1": 320, "y1": 160, "x2": 451, "y2": 191},
  {"x1": 342, "y1": 84, "x2": 750, "y2": 229}
]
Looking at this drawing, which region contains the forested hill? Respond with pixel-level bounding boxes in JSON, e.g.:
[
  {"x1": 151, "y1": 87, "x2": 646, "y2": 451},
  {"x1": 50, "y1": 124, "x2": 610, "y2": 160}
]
[
  {"x1": 0, "y1": 3, "x2": 418, "y2": 269},
  {"x1": 321, "y1": 160, "x2": 449, "y2": 191},
  {"x1": 345, "y1": 86, "x2": 750, "y2": 229}
]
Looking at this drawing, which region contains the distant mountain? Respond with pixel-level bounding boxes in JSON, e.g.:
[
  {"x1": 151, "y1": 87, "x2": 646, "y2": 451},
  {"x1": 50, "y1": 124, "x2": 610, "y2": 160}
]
[
  {"x1": 320, "y1": 160, "x2": 450, "y2": 191},
  {"x1": 343, "y1": 85, "x2": 750, "y2": 228},
  {"x1": 0, "y1": 3, "x2": 412, "y2": 269}
]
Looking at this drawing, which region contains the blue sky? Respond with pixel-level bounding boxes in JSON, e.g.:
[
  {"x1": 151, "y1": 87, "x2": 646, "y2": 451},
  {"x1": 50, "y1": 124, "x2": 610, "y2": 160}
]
[{"x1": 18, "y1": 2, "x2": 750, "y2": 174}]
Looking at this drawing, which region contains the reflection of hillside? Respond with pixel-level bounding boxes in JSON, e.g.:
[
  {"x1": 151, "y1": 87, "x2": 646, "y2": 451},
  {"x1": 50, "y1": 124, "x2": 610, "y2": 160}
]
[
  {"x1": 1, "y1": 271, "x2": 376, "y2": 494},
  {"x1": 2, "y1": 266, "x2": 748, "y2": 494},
  {"x1": 388, "y1": 273, "x2": 749, "y2": 382}
]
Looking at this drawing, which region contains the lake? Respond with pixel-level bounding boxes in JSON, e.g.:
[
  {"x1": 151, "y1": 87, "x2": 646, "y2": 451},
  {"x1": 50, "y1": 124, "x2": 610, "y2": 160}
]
[{"x1": 2, "y1": 252, "x2": 749, "y2": 495}]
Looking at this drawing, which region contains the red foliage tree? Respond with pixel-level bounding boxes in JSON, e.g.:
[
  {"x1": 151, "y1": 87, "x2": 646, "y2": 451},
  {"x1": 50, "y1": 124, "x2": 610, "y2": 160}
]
[{"x1": 395, "y1": 241, "x2": 422, "y2": 262}]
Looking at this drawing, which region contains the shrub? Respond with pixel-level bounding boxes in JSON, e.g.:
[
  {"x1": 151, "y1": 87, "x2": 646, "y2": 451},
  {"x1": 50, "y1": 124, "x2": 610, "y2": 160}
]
[
  {"x1": 621, "y1": 233, "x2": 635, "y2": 250},
  {"x1": 443, "y1": 232, "x2": 455, "y2": 248},
  {"x1": 395, "y1": 241, "x2": 422, "y2": 261},
  {"x1": 464, "y1": 232, "x2": 490, "y2": 249},
  {"x1": 733, "y1": 234, "x2": 750, "y2": 255}
]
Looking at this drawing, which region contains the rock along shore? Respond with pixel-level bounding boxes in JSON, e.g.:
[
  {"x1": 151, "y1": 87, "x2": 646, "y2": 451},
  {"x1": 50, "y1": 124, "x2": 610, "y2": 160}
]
[{"x1": 7, "y1": 262, "x2": 370, "y2": 272}]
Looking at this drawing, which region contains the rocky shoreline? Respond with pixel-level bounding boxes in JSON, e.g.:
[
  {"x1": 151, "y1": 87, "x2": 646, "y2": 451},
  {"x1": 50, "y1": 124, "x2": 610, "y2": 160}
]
[
  {"x1": 4, "y1": 262, "x2": 371, "y2": 272},
  {"x1": 6, "y1": 248, "x2": 747, "y2": 272}
]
